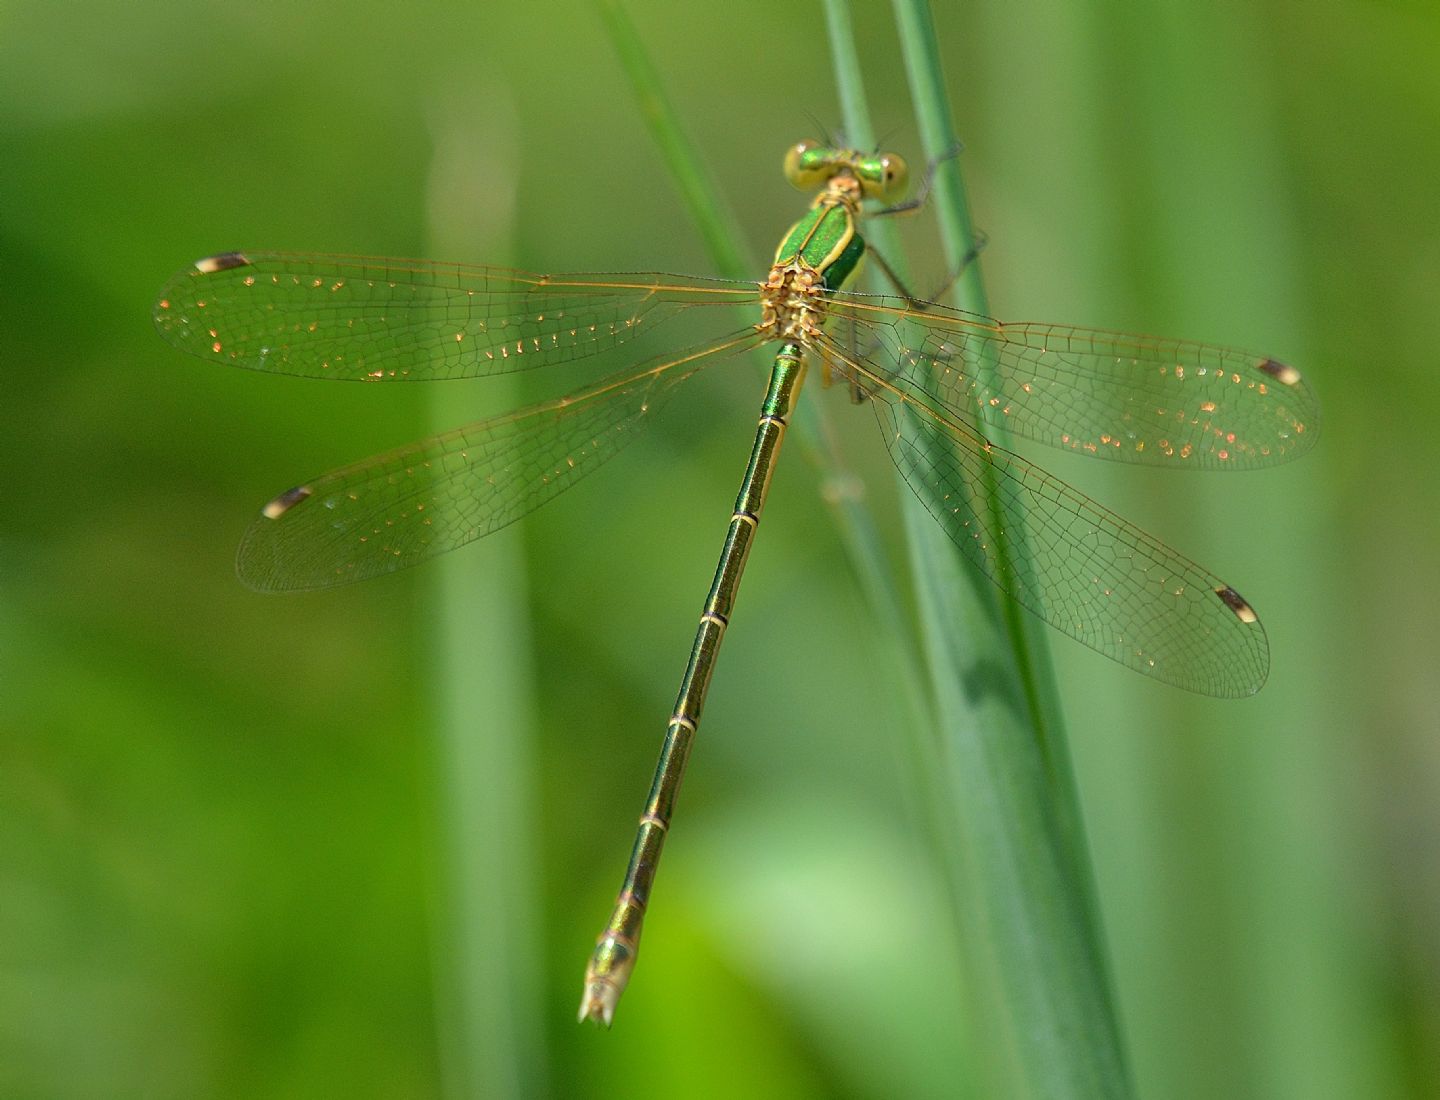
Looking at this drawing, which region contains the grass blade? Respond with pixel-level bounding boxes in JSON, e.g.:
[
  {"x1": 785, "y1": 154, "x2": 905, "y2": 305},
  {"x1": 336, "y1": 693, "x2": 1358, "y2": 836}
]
[
  {"x1": 424, "y1": 100, "x2": 548, "y2": 1097},
  {"x1": 823, "y1": 0, "x2": 1133, "y2": 1094}
]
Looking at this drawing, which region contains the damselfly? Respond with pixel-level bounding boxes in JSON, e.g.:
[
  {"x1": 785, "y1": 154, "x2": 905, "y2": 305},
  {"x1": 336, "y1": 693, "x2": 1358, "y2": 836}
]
[{"x1": 154, "y1": 141, "x2": 1318, "y2": 1025}]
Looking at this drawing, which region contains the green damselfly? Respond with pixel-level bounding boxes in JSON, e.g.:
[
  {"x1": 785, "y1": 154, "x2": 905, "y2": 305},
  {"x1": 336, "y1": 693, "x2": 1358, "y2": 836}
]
[{"x1": 154, "y1": 141, "x2": 1318, "y2": 1025}]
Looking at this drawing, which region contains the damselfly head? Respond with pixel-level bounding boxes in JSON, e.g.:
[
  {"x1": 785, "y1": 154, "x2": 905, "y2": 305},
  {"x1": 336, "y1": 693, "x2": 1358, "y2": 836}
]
[{"x1": 783, "y1": 141, "x2": 909, "y2": 202}]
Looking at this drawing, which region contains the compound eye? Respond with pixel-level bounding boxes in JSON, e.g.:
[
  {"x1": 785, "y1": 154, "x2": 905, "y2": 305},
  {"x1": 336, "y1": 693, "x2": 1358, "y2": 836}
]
[
  {"x1": 857, "y1": 153, "x2": 909, "y2": 200},
  {"x1": 877, "y1": 153, "x2": 908, "y2": 199},
  {"x1": 784, "y1": 140, "x2": 830, "y2": 191}
]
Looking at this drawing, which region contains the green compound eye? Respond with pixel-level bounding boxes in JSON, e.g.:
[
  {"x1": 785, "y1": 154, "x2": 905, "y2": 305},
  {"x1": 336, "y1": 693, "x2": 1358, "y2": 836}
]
[
  {"x1": 854, "y1": 152, "x2": 908, "y2": 200},
  {"x1": 783, "y1": 140, "x2": 837, "y2": 190}
]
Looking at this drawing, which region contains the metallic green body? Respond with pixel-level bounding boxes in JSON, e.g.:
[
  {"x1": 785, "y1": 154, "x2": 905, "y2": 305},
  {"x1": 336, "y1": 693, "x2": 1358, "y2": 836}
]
[
  {"x1": 579, "y1": 343, "x2": 809, "y2": 1023},
  {"x1": 579, "y1": 155, "x2": 882, "y2": 1026},
  {"x1": 579, "y1": 162, "x2": 878, "y2": 1026},
  {"x1": 774, "y1": 202, "x2": 866, "y2": 291}
]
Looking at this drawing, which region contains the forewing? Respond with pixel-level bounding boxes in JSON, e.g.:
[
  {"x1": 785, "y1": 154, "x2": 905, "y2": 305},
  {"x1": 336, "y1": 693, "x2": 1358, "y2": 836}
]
[
  {"x1": 155, "y1": 251, "x2": 757, "y2": 381},
  {"x1": 827, "y1": 292, "x2": 1317, "y2": 470}
]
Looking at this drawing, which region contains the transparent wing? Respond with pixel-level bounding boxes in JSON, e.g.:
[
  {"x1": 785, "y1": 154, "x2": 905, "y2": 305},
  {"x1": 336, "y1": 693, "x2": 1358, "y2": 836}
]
[
  {"x1": 820, "y1": 334, "x2": 1270, "y2": 696},
  {"x1": 155, "y1": 251, "x2": 759, "y2": 381},
  {"x1": 238, "y1": 330, "x2": 763, "y2": 591},
  {"x1": 825, "y1": 292, "x2": 1318, "y2": 469}
]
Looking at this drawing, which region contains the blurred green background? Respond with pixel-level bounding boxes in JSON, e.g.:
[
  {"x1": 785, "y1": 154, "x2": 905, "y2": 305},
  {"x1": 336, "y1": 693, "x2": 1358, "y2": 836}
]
[{"x1": 4, "y1": 0, "x2": 1439, "y2": 1096}]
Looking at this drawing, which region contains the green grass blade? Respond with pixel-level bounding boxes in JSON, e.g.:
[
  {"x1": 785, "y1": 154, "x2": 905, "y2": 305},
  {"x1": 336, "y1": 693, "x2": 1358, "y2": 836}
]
[
  {"x1": 887, "y1": 5, "x2": 1117, "y2": 1000},
  {"x1": 423, "y1": 105, "x2": 548, "y2": 1098},
  {"x1": 823, "y1": 0, "x2": 1134, "y2": 1094},
  {"x1": 593, "y1": 0, "x2": 747, "y2": 277}
]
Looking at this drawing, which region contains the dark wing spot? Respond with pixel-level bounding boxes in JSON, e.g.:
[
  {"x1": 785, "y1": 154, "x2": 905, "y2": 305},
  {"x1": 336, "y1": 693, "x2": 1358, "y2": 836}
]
[
  {"x1": 1214, "y1": 585, "x2": 1259, "y2": 624},
  {"x1": 195, "y1": 252, "x2": 252, "y2": 274},
  {"x1": 1258, "y1": 358, "x2": 1302, "y2": 386},
  {"x1": 262, "y1": 484, "x2": 313, "y2": 519}
]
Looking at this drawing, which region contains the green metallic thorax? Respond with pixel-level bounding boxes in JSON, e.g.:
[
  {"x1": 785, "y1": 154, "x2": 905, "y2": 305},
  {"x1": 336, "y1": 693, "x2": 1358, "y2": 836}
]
[{"x1": 773, "y1": 199, "x2": 866, "y2": 292}]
